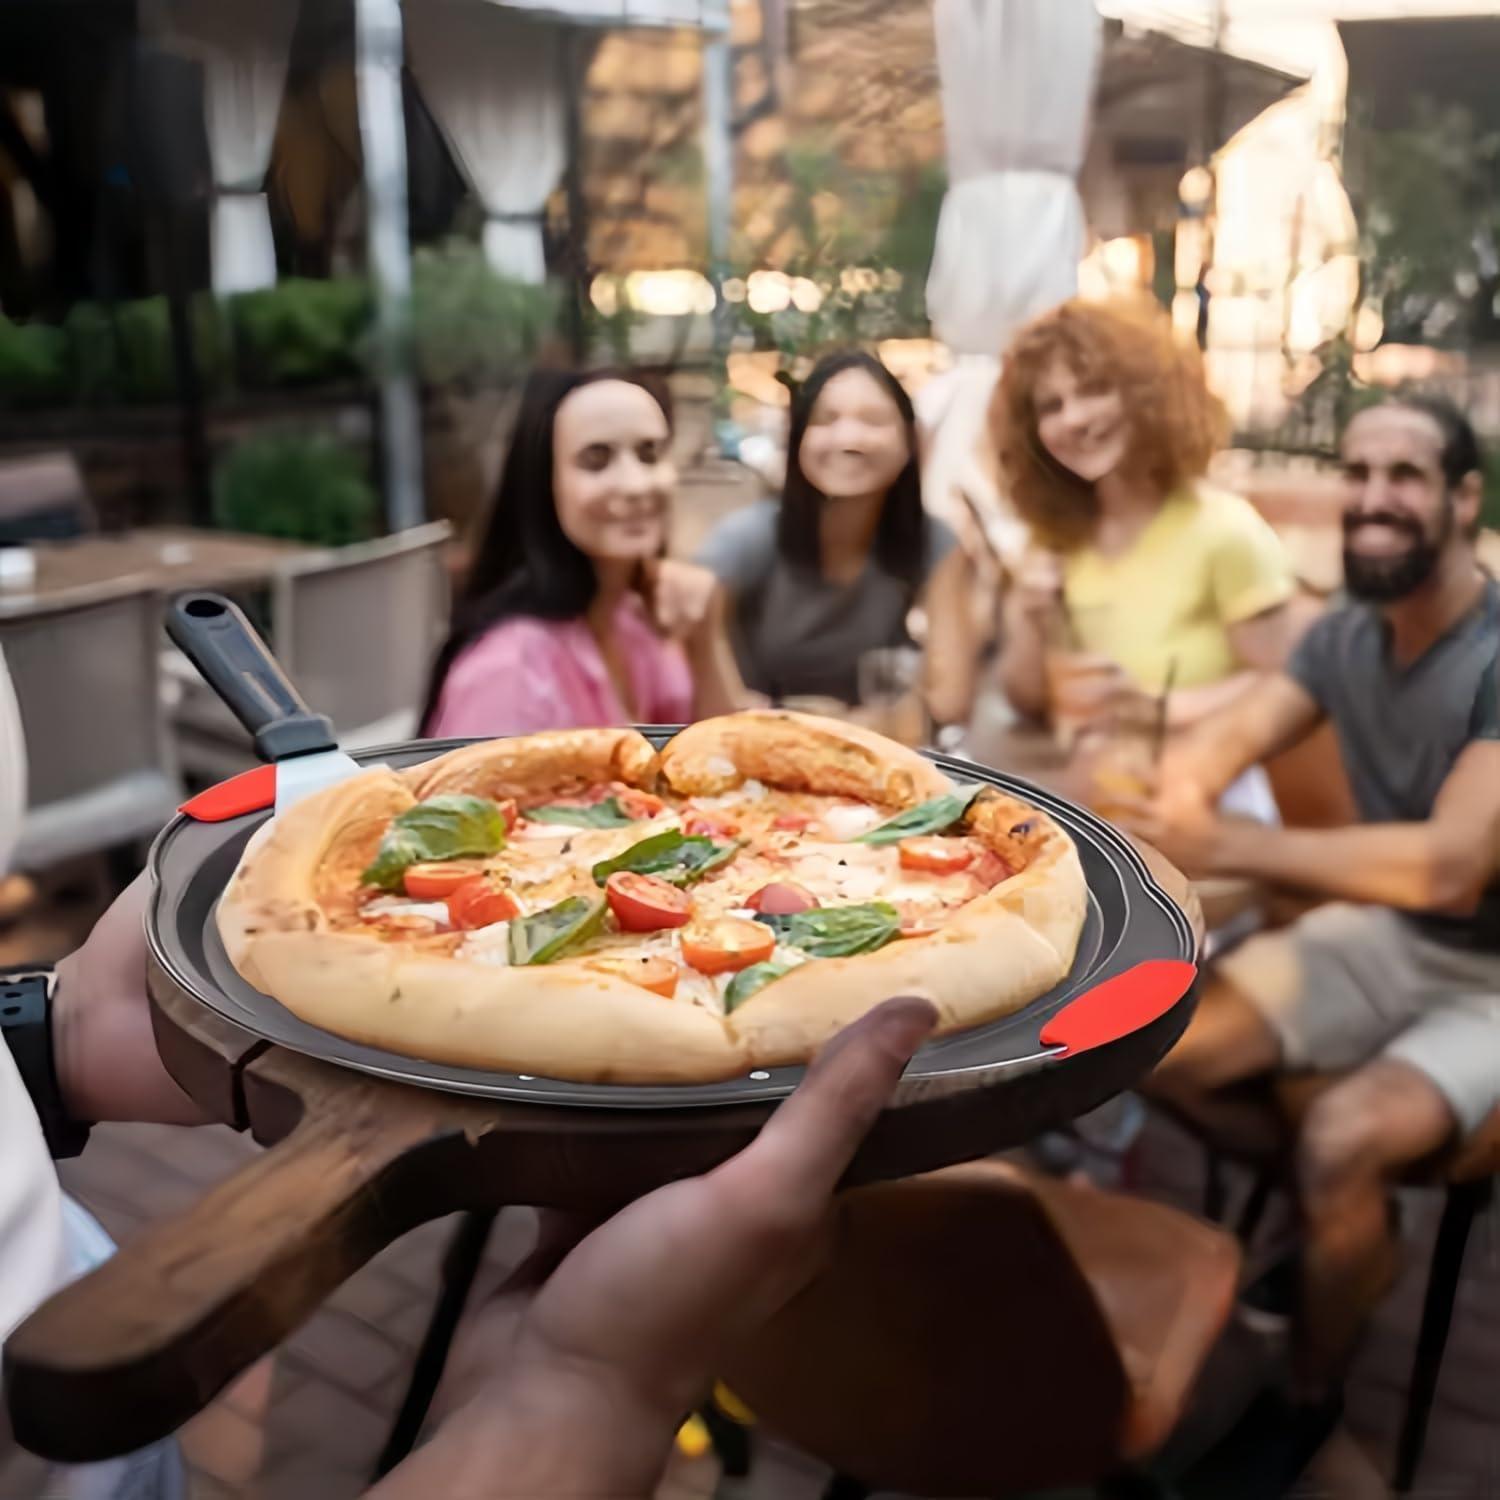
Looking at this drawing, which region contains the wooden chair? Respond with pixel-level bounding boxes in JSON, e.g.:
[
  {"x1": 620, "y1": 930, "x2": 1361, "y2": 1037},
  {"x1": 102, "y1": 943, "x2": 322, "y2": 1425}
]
[
  {"x1": 172, "y1": 523, "x2": 451, "y2": 781},
  {"x1": 716, "y1": 1160, "x2": 1240, "y2": 1497},
  {"x1": 1175, "y1": 1079, "x2": 1500, "y2": 1496},
  {"x1": 0, "y1": 591, "x2": 183, "y2": 870}
]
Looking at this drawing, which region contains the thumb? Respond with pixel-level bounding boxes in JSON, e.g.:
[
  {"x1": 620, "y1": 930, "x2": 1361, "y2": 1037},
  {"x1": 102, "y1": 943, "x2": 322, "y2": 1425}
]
[{"x1": 718, "y1": 996, "x2": 938, "y2": 1203}]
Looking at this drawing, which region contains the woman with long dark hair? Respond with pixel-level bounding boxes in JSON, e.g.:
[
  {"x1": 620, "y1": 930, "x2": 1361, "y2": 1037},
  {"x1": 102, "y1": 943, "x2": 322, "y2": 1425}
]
[
  {"x1": 422, "y1": 369, "x2": 743, "y2": 737},
  {"x1": 696, "y1": 350, "x2": 977, "y2": 725}
]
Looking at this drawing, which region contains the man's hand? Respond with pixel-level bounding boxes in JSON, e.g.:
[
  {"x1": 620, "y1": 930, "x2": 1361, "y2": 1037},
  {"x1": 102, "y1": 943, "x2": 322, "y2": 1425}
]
[
  {"x1": 371, "y1": 996, "x2": 939, "y2": 1499},
  {"x1": 51, "y1": 875, "x2": 207, "y2": 1128},
  {"x1": 1117, "y1": 776, "x2": 1226, "y2": 879}
]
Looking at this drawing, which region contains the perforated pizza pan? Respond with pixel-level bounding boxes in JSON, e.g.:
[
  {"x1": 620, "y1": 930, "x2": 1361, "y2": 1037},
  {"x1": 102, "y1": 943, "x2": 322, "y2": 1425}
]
[{"x1": 146, "y1": 732, "x2": 1196, "y2": 1109}]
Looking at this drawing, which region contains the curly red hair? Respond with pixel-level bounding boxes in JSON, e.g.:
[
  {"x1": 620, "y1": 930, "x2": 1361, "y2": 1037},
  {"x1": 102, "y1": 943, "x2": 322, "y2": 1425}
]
[{"x1": 990, "y1": 297, "x2": 1226, "y2": 553}]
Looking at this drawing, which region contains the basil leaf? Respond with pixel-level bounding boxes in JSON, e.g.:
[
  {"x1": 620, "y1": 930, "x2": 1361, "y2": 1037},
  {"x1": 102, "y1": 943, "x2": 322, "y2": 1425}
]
[
  {"x1": 853, "y1": 786, "x2": 984, "y2": 847},
  {"x1": 591, "y1": 829, "x2": 739, "y2": 888},
  {"x1": 362, "y1": 794, "x2": 507, "y2": 890},
  {"x1": 757, "y1": 902, "x2": 901, "y2": 958},
  {"x1": 507, "y1": 895, "x2": 607, "y2": 965},
  {"x1": 526, "y1": 796, "x2": 636, "y2": 829},
  {"x1": 725, "y1": 961, "x2": 793, "y2": 1012}
]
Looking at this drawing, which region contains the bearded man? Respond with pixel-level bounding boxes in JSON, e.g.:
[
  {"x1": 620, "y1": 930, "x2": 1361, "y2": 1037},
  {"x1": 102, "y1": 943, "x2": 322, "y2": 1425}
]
[{"x1": 1127, "y1": 394, "x2": 1500, "y2": 1421}]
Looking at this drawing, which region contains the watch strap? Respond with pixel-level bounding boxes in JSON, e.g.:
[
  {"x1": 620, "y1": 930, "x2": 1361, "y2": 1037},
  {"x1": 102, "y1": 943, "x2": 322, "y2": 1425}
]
[{"x1": 1, "y1": 968, "x2": 92, "y2": 1159}]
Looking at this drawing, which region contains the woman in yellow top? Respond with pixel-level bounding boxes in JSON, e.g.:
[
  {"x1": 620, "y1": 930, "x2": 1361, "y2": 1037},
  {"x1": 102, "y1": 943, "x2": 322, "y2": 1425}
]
[{"x1": 990, "y1": 298, "x2": 1296, "y2": 811}]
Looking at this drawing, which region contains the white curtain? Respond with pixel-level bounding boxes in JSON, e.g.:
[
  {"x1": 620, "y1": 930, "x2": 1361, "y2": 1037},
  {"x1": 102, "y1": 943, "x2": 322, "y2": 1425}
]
[
  {"x1": 152, "y1": 0, "x2": 299, "y2": 295},
  {"x1": 406, "y1": 3, "x2": 567, "y2": 284},
  {"x1": 919, "y1": 0, "x2": 1100, "y2": 570},
  {"x1": 0, "y1": 649, "x2": 25, "y2": 876},
  {"x1": 925, "y1": 0, "x2": 1100, "y2": 356}
]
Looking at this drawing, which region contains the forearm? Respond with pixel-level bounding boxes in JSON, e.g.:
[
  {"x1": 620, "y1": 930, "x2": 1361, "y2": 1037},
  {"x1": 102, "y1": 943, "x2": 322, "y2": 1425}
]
[
  {"x1": 1165, "y1": 672, "x2": 1260, "y2": 730},
  {"x1": 1205, "y1": 820, "x2": 1478, "y2": 912},
  {"x1": 686, "y1": 630, "x2": 747, "y2": 719},
  {"x1": 996, "y1": 614, "x2": 1048, "y2": 721},
  {"x1": 51, "y1": 951, "x2": 206, "y2": 1127}
]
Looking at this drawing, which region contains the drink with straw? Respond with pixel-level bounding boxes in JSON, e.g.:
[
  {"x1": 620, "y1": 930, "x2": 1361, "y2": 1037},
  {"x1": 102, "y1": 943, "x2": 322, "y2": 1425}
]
[
  {"x1": 1041, "y1": 599, "x2": 1119, "y2": 750},
  {"x1": 1080, "y1": 658, "x2": 1177, "y2": 821}
]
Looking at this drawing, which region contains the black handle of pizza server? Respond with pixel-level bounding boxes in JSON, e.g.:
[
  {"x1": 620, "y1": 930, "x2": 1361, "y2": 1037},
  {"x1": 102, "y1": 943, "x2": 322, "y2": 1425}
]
[{"x1": 166, "y1": 592, "x2": 337, "y2": 763}]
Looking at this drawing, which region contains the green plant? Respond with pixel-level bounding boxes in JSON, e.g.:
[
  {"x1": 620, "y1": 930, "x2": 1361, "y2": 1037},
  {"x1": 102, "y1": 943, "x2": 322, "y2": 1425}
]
[
  {"x1": 63, "y1": 303, "x2": 120, "y2": 406},
  {"x1": 0, "y1": 315, "x2": 69, "y2": 406},
  {"x1": 409, "y1": 240, "x2": 560, "y2": 390},
  {"x1": 113, "y1": 296, "x2": 228, "y2": 403},
  {"x1": 722, "y1": 144, "x2": 944, "y2": 381},
  {"x1": 213, "y1": 430, "x2": 379, "y2": 546},
  {"x1": 1350, "y1": 98, "x2": 1500, "y2": 349},
  {"x1": 230, "y1": 278, "x2": 373, "y2": 389}
]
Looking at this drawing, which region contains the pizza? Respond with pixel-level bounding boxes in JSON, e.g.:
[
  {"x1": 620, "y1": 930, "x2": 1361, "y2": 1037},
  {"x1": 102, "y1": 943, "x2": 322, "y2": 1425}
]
[{"x1": 217, "y1": 711, "x2": 1087, "y2": 1084}]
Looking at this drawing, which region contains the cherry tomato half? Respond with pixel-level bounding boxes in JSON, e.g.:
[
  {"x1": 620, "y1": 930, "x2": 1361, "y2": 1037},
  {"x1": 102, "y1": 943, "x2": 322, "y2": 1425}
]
[
  {"x1": 898, "y1": 837, "x2": 975, "y2": 876},
  {"x1": 681, "y1": 916, "x2": 776, "y2": 975},
  {"x1": 445, "y1": 877, "x2": 520, "y2": 930},
  {"x1": 403, "y1": 861, "x2": 485, "y2": 900},
  {"x1": 617, "y1": 787, "x2": 666, "y2": 820},
  {"x1": 745, "y1": 881, "x2": 818, "y2": 916},
  {"x1": 605, "y1": 871, "x2": 693, "y2": 932},
  {"x1": 685, "y1": 814, "x2": 740, "y2": 839},
  {"x1": 586, "y1": 954, "x2": 680, "y2": 998}
]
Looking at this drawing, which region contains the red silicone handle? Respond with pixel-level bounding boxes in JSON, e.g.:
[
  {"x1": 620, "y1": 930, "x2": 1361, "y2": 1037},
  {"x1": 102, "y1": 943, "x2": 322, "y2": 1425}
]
[
  {"x1": 1038, "y1": 959, "x2": 1197, "y2": 1058},
  {"x1": 179, "y1": 765, "x2": 277, "y2": 823}
]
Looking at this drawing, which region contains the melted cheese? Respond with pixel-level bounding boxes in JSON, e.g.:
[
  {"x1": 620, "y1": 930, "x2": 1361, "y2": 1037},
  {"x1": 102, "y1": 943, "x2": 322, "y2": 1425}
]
[
  {"x1": 363, "y1": 897, "x2": 451, "y2": 923},
  {"x1": 459, "y1": 920, "x2": 513, "y2": 966},
  {"x1": 820, "y1": 802, "x2": 885, "y2": 840}
]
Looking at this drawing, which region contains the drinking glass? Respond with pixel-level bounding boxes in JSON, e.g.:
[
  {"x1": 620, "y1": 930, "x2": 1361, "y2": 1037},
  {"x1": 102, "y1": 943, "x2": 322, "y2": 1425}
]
[
  {"x1": 856, "y1": 646, "x2": 928, "y2": 748},
  {"x1": 1078, "y1": 693, "x2": 1160, "y2": 821}
]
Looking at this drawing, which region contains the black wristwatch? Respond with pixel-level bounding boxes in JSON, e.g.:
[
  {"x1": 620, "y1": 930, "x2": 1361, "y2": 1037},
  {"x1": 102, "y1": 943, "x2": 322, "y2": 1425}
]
[{"x1": 0, "y1": 966, "x2": 93, "y2": 1159}]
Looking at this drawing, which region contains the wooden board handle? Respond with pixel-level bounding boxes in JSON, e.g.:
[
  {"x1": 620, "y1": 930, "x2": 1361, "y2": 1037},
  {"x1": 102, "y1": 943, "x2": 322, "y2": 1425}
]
[{"x1": 4, "y1": 1096, "x2": 459, "y2": 1463}]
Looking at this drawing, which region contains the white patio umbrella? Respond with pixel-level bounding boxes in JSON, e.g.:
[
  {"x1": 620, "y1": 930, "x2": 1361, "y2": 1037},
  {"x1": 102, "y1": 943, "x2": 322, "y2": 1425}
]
[{"x1": 917, "y1": 0, "x2": 1100, "y2": 572}]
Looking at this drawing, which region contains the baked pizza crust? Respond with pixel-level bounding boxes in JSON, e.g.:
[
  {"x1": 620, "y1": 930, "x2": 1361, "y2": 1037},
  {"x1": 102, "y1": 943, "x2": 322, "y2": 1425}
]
[
  {"x1": 217, "y1": 713, "x2": 1088, "y2": 1084},
  {"x1": 407, "y1": 726, "x2": 657, "y2": 803},
  {"x1": 658, "y1": 710, "x2": 953, "y2": 806}
]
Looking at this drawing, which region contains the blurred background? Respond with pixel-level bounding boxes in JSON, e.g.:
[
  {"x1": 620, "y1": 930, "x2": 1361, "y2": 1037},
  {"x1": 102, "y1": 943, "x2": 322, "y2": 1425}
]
[{"x1": 1, "y1": 0, "x2": 1496, "y2": 549}]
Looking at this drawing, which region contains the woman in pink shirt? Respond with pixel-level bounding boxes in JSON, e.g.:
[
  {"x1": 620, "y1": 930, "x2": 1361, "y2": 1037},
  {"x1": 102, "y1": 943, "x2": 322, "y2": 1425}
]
[{"x1": 421, "y1": 369, "x2": 744, "y2": 738}]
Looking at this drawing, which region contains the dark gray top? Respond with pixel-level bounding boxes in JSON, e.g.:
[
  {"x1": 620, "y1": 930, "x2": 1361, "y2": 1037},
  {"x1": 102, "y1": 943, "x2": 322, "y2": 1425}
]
[
  {"x1": 697, "y1": 500, "x2": 957, "y2": 706},
  {"x1": 1288, "y1": 576, "x2": 1500, "y2": 948}
]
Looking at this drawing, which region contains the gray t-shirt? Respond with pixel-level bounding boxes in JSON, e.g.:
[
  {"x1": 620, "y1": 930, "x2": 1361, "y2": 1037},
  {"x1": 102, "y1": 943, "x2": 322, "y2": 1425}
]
[
  {"x1": 697, "y1": 500, "x2": 956, "y2": 705},
  {"x1": 1288, "y1": 576, "x2": 1500, "y2": 948}
]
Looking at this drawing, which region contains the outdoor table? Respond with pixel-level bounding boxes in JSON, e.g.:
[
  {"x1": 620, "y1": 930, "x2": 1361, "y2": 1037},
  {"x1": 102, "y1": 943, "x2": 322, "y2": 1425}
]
[{"x1": 0, "y1": 527, "x2": 314, "y2": 620}]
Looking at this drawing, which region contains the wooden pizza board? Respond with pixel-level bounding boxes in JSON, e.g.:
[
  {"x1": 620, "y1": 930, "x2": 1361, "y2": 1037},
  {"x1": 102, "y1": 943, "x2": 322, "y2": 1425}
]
[{"x1": 5, "y1": 855, "x2": 1201, "y2": 1465}]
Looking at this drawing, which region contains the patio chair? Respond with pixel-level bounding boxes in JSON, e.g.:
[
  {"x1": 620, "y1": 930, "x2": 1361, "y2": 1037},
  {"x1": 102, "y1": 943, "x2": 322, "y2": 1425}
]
[
  {"x1": 372, "y1": 1161, "x2": 1241, "y2": 1496},
  {"x1": 717, "y1": 1160, "x2": 1242, "y2": 1497},
  {"x1": 1167, "y1": 1079, "x2": 1500, "y2": 1496},
  {"x1": 0, "y1": 592, "x2": 183, "y2": 871},
  {"x1": 0, "y1": 453, "x2": 96, "y2": 543},
  {"x1": 171, "y1": 523, "x2": 451, "y2": 781}
]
